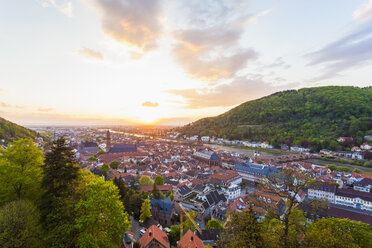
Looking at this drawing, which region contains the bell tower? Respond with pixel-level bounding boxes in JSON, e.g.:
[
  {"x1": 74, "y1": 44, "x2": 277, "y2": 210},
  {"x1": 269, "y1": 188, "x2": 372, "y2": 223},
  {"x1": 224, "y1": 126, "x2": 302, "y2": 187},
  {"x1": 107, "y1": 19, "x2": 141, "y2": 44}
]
[{"x1": 106, "y1": 130, "x2": 111, "y2": 152}]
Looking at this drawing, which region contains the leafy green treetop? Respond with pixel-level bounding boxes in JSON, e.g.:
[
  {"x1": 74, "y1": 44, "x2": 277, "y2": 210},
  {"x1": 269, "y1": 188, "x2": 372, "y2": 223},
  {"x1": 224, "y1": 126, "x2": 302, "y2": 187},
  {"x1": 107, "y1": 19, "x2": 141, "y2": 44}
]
[
  {"x1": 139, "y1": 175, "x2": 153, "y2": 186},
  {"x1": 0, "y1": 139, "x2": 44, "y2": 203},
  {"x1": 206, "y1": 218, "x2": 224, "y2": 230},
  {"x1": 154, "y1": 175, "x2": 164, "y2": 185},
  {"x1": 75, "y1": 177, "x2": 131, "y2": 248},
  {"x1": 109, "y1": 160, "x2": 119, "y2": 169},
  {"x1": 140, "y1": 199, "x2": 151, "y2": 223}
]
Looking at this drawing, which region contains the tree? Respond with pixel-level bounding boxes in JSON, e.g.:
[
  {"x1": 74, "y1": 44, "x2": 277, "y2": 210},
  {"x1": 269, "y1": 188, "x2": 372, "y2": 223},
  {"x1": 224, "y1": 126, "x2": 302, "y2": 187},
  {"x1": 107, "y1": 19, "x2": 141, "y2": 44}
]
[
  {"x1": 304, "y1": 218, "x2": 372, "y2": 248},
  {"x1": 260, "y1": 168, "x2": 313, "y2": 247},
  {"x1": 100, "y1": 164, "x2": 109, "y2": 178},
  {"x1": 169, "y1": 225, "x2": 180, "y2": 247},
  {"x1": 206, "y1": 218, "x2": 224, "y2": 230},
  {"x1": 219, "y1": 207, "x2": 264, "y2": 248},
  {"x1": 0, "y1": 200, "x2": 43, "y2": 248},
  {"x1": 97, "y1": 149, "x2": 105, "y2": 155},
  {"x1": 139, "y1": 199, "x2": 151, "y2": 223},
  {"x1": 109, "y1": 160, "x2": 119, "y2": 170},
  {"x1": 40, "y1": 138, "x2": 81, "y2": 248},
  {"x1": 0, "y1": 139, "x2": 44, "y2": 204},
  {"x1": 154, "y1": 175, "x2": 164, "y2": 186},
  {"x1": 326, "y1": 164, "x2": 337, "y2": 171},
  {"x1": 139, "y1": 175, "x2": 153, "y2": 186},
  {"x1": 353, "y1": 168, "x2": 363, "y2": 174},
  {"x1": 75, "y1": 177, "x2": 131, "y2": 248},
  {"x1": 183, "y1": 209, "x2": 197, "y2": 233},
  {"x1": 88, "y1": 156, "x2": 97, "y2": 162}
]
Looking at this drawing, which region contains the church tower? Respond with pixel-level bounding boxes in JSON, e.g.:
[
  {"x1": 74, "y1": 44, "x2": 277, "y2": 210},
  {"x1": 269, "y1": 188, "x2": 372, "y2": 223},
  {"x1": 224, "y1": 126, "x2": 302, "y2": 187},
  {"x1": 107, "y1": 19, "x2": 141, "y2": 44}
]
[{"x1": 106, "y1": 130, "x2": 111, "y2": 152}]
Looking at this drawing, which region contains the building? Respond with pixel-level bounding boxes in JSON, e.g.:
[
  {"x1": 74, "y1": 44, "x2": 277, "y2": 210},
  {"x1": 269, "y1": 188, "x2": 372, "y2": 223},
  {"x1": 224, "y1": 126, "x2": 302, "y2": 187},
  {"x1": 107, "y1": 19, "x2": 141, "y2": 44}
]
[
  {"x1": 354, "y1": 178, "x2": 372, "y2": 193},
  {"x1": 175, "y1": 185, "x2": 193, "y2": 200},
  {"x1": 140, "y1": 225, "x2": 170, "y2": 248},
  {"x1": 193, "y1": 150, "x2": 220, "y2": 166},
  {"x1": 106, "y1": 130, "x2": 137, "y2": 154},
  {"x1": 335, "y1": 188, "x2": 372, "y2": 211},
  {"x1": 290, "y1": 145, "x2": 309, "y2": 153},
  {"x1": 150, "y1": 197, "x2": 175, "y2": 227},
  {"x1": 178, "y1": 230, "x2": 204, "y2": 248},
  {"x1": 141, "y1": 185, "x2": 173, "y2": 194},
  {"x1": 196, "y1": 229, "x2": 221, "y2": 247},
  {"x1": 233, "y1": 162, "x2": 278, "y2": 183},
  {"x1": 307, "y1": 182, "x2": 337, "y2": 203},
  {"x1": 225, "y1": 184, "x2": 241, "y2": 200}
]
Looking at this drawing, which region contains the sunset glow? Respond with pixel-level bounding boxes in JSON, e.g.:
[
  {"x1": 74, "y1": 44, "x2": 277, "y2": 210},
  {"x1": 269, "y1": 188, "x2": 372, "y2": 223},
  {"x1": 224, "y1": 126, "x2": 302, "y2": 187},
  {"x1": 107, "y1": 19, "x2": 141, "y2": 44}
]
[{"x1": 1, "y1": 0, "x2": 372, "y2": 126}]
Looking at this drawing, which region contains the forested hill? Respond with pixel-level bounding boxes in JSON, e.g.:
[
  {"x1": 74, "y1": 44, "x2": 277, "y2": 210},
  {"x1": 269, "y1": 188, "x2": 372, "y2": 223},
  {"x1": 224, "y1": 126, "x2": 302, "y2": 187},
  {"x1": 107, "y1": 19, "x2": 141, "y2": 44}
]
[
  {"x1": 179, "y1": 86, "x2": 372, "y2": 151},
  {"x1": 0, "y1": 117, "x2": 37, "y2": 143}
]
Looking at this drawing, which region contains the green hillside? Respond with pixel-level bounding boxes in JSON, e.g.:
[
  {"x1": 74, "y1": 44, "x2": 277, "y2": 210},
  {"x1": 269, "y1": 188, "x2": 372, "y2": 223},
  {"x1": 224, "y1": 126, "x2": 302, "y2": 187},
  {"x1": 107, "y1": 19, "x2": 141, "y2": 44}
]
[
  {"x1": 0, "y1": 117, "x2": 37, "y2": 143},
  {"x1": 179, "y1": 86, "x2": 372, "y2": 151}
]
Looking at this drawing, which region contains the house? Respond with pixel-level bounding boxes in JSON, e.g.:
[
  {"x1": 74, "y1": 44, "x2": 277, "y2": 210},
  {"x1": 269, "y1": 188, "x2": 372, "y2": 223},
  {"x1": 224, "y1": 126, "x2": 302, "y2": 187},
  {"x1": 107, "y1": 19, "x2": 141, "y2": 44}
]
[
  {"x1": 150, "y1": 197, "x2": 175, "y2": 227},
  {"x1": 352, "y1": 152, "x2": 363, "y2": 160},
  {"x1": 335, "y1": 188, "x2": 372, "y2": 211},
  {"x1": 233, "y1": 162, "x2": 278, "y2": 183},
  {"x1": 354, "y1": 178, "x2": 372, "y2": 193},
  {"x1": 121, "y1": 232, "x2": 134, "y2": 248},
  {"x1": 140, "y1": 225, "x2": 170, "y2": 248},
  {"x1": 351, "y1": 146, "x2": 361, "y2": 152},
  {"x1": 361, "y1": 143, "x2": 372, "y2": 150},
  {"x1": 196, "y1": 229, "x2": 221, "y2": 247},
  {"x1": 281, "y1": 144, "x2": 289, "y2": 150},
  {"x1": 365, "y1": 135, "x2": 372, "y2": 141},
  {"x1": 178, "y1": 230, "x2": 204, "y2": 248},
  {"x1": 337, "y1": 137, "x2": 354, "y2": 143},
  {"x1": 290, "y1": 145, "x2": 309, "y2": 153},
  {"x1": 225, "y1": 184, "x2": 241, "y2": 200},
  {"x1": 175, "y1": 185, "x2": 193, "y2": 200},
  {"x1": 203, "y1": 191, "x2": 227, "y2": 217},
  {"x1": 201, "y1": 136, "x2": 210, "y2": 142},
  {"x1": 307, "y1": 182, "x2": 337, "y2": 203}
]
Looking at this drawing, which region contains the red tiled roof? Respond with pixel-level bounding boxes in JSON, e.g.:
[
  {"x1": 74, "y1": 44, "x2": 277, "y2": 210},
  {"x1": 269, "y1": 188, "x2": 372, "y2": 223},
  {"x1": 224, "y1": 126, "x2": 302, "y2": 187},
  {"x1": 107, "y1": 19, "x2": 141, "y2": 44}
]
[
  {"x1": 178, "y1": 230, "x2": 204, "y2": 248},
  {"x1": 140, "y1": 225, "x2": 170, "y2": 248}
]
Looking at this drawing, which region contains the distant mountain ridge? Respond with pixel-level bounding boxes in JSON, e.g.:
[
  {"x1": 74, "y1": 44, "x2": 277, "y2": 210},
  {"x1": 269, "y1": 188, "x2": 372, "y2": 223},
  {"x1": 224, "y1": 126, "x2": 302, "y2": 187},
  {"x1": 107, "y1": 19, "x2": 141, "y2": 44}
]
[
  {"x1": 0, "y1": 117, "x2": 37, "y2": 143},
  {"x1": 179, "y1": 86, "x2": 372, "y2": 151}
]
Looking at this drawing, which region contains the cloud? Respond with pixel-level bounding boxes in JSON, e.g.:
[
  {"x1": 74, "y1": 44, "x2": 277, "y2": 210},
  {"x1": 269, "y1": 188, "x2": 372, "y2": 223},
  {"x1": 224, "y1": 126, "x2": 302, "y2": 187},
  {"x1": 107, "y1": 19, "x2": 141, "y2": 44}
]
[
  {"x1": 94, "y1": 0, "x2": 162, "y2": 53},
  {"x1": 306, "y1": 22, "x2": 372, "y2": 80},
  {"x1": 38, "y1": 107, "x2": 54, "y2": 112},
  {"x1": 353, "y1": 0, "x2": 372, "y2": 22},
  {"x1": 0, "y1": 88, "x2": 6, "y2": 93},
  {"x1": 37, "y1": 0, "x2": 73, "y2": 17},
  {"x1": 171, "y1": 1, "x2": 269, "y2": 82},
  {"x1": 173, "y1": 28, "x2": 257, "y2": 82},
  {"x1": 78, "y1": 47, "x2": 104, "y2": 60},
  {"x1": 166, "y1": 77, "x2": 294, "y2": 109},
  {"x1": 141, "y1": 101, "x2": 159, "y2": 107}
]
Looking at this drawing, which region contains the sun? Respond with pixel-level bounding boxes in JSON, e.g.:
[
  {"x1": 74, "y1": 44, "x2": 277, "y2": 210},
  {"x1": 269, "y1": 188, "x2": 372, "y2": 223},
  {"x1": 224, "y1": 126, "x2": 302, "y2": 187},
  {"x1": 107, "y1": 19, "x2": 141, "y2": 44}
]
[{"x1": 133, "y1": 107, "x2": 160, "y2": 125}]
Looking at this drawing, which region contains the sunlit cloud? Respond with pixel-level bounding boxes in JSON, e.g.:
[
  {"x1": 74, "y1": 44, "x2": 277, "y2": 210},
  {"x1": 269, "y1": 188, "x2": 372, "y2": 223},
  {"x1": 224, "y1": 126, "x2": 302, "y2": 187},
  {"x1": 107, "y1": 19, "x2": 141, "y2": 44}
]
[
  {"x1": 170, "y1": 1, "x2": 269, "y2": 82},
  {"x1": 0, "y1": 102, "x2": 11, "y2": 108},
  {"x1": 78, "y1": 47, "x2": 104, "y2": 60},
  {"x1": 93, "y1": 0, "x2": 162, "y2": 54},
  {"x1": 141, "y1": 101, "x2": 159, "y2": 107},
  {"x1": 353, "y1": 0, "x2": 372, "y2": 22}
]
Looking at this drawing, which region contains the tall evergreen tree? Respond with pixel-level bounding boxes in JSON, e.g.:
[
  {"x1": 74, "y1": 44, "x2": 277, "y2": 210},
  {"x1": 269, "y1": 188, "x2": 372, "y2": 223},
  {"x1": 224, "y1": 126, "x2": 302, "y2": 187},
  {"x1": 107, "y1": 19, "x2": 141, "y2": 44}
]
[{"x1": 39, "y1": 138, "x2": 80, "y2": 248}]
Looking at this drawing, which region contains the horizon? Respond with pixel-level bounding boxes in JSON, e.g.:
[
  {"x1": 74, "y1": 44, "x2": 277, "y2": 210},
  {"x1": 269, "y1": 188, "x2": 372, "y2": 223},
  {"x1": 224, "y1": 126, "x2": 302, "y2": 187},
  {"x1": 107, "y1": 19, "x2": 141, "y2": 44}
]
[{"x1": 1, "y1": 1, "x2": 372, "y2": 126}]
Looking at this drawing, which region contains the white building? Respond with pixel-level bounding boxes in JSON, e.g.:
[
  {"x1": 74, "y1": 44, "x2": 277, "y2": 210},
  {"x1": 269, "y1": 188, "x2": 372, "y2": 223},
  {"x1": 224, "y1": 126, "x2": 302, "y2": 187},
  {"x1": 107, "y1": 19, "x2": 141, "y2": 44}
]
[
  {"x1": 307, "y1": 182, "x2": 337, "y2": 203},
  {"x1": 201, "y1": 136, "x2": 210, "y2": 142},
  {"x1": 335, "y1": 188, "x2": 372, "y2": 211},
  {"x1": 354, "y1": 178, "x2": 372, "y2": 193},
  {"x1": 225, "y1": 184, "x2": 241, "y2": 200}
]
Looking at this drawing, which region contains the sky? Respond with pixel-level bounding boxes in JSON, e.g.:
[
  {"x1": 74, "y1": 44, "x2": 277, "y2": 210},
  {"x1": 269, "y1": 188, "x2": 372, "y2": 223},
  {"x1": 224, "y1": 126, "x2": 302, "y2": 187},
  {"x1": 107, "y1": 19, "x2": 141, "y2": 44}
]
[{"x1": 0, "y1": 0, "x2": 372, "y2": 126}]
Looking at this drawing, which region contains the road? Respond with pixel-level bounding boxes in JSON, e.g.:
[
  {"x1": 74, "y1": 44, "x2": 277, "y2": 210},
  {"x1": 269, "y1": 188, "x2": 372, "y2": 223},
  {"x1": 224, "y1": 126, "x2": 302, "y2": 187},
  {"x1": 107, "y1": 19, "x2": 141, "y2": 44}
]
[{"x1": 305, "y1": 159, "x2": 372, "y2": 173}]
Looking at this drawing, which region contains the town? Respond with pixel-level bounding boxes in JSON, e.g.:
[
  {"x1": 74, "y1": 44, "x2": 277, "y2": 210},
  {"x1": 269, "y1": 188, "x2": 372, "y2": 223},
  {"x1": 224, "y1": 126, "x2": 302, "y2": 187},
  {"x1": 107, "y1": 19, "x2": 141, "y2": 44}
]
[{"x1": 21, "y1": 126, "x2": 372, "y2": 247}]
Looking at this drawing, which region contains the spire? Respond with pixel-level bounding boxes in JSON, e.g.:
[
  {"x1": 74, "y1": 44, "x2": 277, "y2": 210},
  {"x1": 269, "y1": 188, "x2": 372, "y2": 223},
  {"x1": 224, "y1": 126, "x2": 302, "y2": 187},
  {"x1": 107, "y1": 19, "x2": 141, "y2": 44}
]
[{"x1": 106, "y1": 130, "x2": 111, "y2": 152}]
